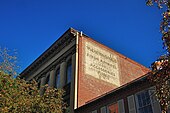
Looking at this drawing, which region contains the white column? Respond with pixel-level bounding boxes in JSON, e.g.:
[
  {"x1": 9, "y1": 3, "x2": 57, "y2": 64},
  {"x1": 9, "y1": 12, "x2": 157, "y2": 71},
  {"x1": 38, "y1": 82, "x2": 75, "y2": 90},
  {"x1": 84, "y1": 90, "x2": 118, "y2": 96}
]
[
  {"x1": 40, "y1": 75, "x2": 47, "y2": 95},
  {"x1": 60, "y1": 60, "x2": 67, "y2": 88},
  {"x1": 49, "y1": 68, "x2": 56, "y2": 88}
]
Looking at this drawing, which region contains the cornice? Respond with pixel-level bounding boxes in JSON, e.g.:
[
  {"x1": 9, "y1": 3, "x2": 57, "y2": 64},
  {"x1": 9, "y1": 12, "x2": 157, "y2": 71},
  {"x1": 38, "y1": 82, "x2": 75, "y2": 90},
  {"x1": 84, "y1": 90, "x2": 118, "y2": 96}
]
[{"x1": 20, "y1": 28, "x2": 78, "y2": 79}]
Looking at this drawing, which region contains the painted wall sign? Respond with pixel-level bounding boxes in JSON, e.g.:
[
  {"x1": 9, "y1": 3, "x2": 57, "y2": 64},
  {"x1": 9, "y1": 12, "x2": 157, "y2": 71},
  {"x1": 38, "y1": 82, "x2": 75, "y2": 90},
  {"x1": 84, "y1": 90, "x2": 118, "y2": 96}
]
[{"x1": 85, "y1": 41, "x2": 120, "y2": 86}]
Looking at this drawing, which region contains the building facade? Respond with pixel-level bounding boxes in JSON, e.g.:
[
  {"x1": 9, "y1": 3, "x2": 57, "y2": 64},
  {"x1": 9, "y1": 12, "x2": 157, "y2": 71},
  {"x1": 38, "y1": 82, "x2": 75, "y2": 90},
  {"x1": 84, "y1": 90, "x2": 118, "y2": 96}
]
[
  {"x1": 75, "y1": 75, "x2": 165, "y2": 113},
  {"x1": 20, "y1": 28, "x2": 151, "y2": 113}
]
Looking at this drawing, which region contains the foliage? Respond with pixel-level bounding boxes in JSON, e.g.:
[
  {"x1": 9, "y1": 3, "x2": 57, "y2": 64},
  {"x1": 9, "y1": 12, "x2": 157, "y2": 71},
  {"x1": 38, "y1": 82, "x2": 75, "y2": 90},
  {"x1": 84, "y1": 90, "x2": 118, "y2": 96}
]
[
  {"x1": 0, "y1": 72, "x2": 65, "y2": 113},
  {"x1": 146, "y1": 0, "x2": 170, "y2": 9},
  {"x1": 146, "y1": 0, "x2": 170, "y2": 112},
  {"x1": 0, "y1": 47, "x2": 19, "y2": 77},
  {"x1": 149, "y1": 58, "x2": 170, "y2": 112},
  {"x1": 0, "y1": 47, "x2": 65, "y2": 113}
]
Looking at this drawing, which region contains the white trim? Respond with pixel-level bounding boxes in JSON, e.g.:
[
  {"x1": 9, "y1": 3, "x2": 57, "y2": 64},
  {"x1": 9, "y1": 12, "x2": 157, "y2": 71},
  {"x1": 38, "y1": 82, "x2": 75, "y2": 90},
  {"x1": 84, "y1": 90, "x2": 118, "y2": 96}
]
[
  {"x1": 128, "y1": 95, "x2": 136, "y2": 113},
  {"x1": 148, "y1": 86, "x2": 161, "y2": 113},
  {"x1": 100, "y1": 106, "x2": 107, "y2": 113},
  {"x1": 91, "y1": 110, "x2": 97, "y2": 113},
  {"x1": 74, "y1": 32, "x2": 79, "y2": 109},
  {"x1": 135, "y1": 89, "x2": 154, "y2": 113},
  {"x1": 118, "y1": 99, "x2": 125, "y2": 113}
]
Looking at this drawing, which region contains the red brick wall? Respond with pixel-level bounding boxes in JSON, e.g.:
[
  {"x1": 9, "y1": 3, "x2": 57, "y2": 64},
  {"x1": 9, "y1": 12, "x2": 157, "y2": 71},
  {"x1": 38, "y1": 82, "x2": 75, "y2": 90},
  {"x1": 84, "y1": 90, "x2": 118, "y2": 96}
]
[
  {"x1": 77, "y1": 35, "x2": 150, "y2": 107},
  {"x1": 75, "y1": 77, "x2": 152, "y2": 113}
]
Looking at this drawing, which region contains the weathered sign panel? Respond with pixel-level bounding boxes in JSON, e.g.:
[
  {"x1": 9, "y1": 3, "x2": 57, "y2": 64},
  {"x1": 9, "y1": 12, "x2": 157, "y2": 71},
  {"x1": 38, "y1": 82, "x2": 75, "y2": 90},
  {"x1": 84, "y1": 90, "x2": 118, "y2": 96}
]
[{"x1": 84, "y1": 41, "x2": 120, "y2": 86}]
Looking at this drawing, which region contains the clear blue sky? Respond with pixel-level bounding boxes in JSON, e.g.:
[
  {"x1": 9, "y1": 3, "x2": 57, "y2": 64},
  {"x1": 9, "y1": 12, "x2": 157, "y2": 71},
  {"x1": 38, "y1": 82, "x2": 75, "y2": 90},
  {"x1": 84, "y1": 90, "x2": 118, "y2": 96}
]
[{"x1": 0, "y1": 0, "x2": 164, "y2": 72}]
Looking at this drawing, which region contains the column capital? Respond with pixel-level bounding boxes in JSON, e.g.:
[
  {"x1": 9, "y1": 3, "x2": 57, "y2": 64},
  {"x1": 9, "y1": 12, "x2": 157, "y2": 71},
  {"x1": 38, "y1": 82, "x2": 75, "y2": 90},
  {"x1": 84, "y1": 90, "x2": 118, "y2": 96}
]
[
  {"x1": 41, "y1": 74, "x2": 46, "y2": 78},
  {"x1": 50, "y1": 65, "x2": 56, "y2": 71},
  {"x1": 46, "y1": 72, "x2": 50, "y2": 76},
  {"x1": 55, "y1": 64, "x2": 60, "y2": 70},
  {"x1": 71, "y1": 49, "x2": 76, "y2": 55},
  {"x1": 60, "y1": 57, "x2": 66, "y2": 63}
]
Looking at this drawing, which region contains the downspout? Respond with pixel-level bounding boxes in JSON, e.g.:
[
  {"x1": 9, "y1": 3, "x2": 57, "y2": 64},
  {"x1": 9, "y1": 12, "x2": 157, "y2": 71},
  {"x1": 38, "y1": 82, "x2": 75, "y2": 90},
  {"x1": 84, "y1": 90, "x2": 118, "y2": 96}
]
[{"x1": 74, "y1": 31, "x2": 79, "y2": 109}]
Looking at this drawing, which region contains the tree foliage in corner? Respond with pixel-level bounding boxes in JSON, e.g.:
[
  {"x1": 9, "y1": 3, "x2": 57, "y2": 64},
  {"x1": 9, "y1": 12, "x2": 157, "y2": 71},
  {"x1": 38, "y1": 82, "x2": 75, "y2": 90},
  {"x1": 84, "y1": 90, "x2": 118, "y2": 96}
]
[
  {"x1": 0, "y1": 47, "x2": 65, "y2": 113},
  {"x1": 0, "y1": 47, "x2": 19, "y2": 77},
  {"x1": 146, "y1": 0, "x2": 170, "y2": 112}
]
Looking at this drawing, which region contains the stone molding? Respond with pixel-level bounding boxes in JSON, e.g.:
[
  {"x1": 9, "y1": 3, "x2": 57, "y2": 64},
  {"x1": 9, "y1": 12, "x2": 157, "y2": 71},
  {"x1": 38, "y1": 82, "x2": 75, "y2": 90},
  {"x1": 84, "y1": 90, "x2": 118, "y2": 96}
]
[{"x1": 20, "y1": 28, "x2": 77, "y2": 79}]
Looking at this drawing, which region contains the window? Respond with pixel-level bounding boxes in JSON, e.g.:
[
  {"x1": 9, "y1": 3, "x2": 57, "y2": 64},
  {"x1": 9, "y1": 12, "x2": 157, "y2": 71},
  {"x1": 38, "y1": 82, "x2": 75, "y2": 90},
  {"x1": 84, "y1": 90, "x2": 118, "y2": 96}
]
[
  {"x1": 100, "y1": 106, "x2": 107, "y2": 113},
  {"x1": 108, "y1": 103, "x2": 118, "y2": 113},
  {"x1": 136, "y1": 90, "x2": 153, "y2": 113},
  {"x1": 118, "y1": 99, "x2": 125, "y2": 113},
  {"x1": 127, "y1": 95, "x2": 136, "y2": 113},
  {"x1": 66, "y1": 60, "x2": 72, "y2": 84},
  {"x1": 100, "y1": 100, "x2": 124, "y2": 113},
  {"x1": 149, "y1": 87, "x2": 161, "y2": 113},
  {"x1": 55, "y1": 68, "x2": 60, "y2": 88},
  {"x1": 91, "y1": 110, "x2": 97, "y2": 113}
]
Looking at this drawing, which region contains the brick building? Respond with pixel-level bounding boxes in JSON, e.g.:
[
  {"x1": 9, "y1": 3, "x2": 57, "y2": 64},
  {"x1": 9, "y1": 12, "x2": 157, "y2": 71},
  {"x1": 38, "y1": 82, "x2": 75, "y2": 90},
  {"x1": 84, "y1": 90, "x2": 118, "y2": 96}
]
[
  {"x1": 75, "y1": 74, "x2": 163, "y2": 113},
  {"x1": 20, "y1": 28, "x2": 155, "y2": 113}
]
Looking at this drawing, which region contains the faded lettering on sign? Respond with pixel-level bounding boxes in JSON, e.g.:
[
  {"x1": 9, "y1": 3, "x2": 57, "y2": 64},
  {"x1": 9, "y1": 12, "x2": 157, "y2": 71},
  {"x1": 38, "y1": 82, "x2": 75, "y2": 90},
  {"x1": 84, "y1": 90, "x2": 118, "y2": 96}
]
[{"x1": 85, "y1": 41, "x2": 120, "y2": 86}]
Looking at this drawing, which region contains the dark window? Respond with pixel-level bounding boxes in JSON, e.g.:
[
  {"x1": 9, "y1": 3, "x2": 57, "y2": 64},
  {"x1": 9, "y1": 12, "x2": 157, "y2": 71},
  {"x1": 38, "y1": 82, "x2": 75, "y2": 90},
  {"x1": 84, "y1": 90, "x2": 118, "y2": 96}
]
[
  {"x1": 38, "y1": 81, "x2": 41, "y2": 89},
  {"x1": 46, "y1": 74, "x2": 50, "y2": 86},
  {"x1": 66, "y1": 60, "x2": 72, "y2": 84},
  {"x1": 136, "y1": 90, "x2": 153, "y2": 113}
]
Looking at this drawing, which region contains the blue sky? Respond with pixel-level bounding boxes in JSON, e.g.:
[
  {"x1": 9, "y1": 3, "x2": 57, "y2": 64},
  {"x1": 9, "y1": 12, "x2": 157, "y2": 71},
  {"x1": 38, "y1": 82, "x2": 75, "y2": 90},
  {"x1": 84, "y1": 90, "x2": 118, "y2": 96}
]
[{"x1": 0, "y1": 0, "x2": 164, "y2": 72}]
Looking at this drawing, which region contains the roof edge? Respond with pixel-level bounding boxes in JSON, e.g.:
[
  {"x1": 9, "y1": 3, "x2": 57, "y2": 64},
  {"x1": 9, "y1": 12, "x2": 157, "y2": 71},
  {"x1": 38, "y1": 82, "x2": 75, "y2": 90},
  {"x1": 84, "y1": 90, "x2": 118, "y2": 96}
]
[{"x1": 19, "y1": 28, "x2": 77, "y2": 78}]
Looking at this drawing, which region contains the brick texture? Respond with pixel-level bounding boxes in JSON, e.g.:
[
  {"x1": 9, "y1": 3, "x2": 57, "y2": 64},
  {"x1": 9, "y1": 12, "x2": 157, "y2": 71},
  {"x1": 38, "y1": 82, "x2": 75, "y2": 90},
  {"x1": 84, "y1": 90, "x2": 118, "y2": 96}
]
[{"x1": 77, "y1": 35, "x2": 150, "y2": 107}]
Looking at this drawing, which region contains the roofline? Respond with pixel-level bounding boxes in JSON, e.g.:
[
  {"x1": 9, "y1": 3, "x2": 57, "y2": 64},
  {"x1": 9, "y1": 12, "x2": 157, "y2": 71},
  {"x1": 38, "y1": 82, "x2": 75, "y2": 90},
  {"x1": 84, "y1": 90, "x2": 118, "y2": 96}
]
[
  {"x1": 85, "y1": 72, "x2": 151, "y2": 104},
  {"x1": 19, "y1": 27, "x2": 150, "y2": 79},
  {"x1": 81, "y1": 35, "x2": 150, "y2": 72},
  {"x1": 19, "y1": 28, "x2": 78, "y2": 78}
]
